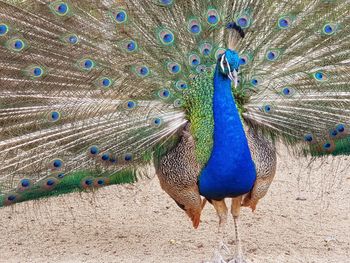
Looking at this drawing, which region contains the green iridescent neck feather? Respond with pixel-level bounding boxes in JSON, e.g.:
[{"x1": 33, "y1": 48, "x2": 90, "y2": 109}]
[{"x1": 183, "y1": 71, "x2": 247, "y2": 165}]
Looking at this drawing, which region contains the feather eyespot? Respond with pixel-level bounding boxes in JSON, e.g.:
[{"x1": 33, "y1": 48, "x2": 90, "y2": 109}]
[
  {"x1": 173, "y1": 99, "x2": 183, "y2": 108},
  {"x1": 158, "y1": 29, "x2": 175, "y2": 45},
  {"x1": 313, "y1": 71, "x2": 328, "y2": 82},
  {"x1": 88, "y1": 146, "x2": 100, "y2": 156},
  {"x1": 304, "y1": 134, "x2": 313, "y2": 142},
  {"x1": 134, "y1": 66, "x2": 150, "y2": 77},
  {"x1": 188, "y1": 19, "x2": 201, "y2": 34},
  {"x1": 278, "y1": 16, "x2": 292, "y2": 29},
  {"x1": 0, "y1": 24, "x2": 9, "y2": 36},
  {"x1": 101, "y1": 152, "x2": 110, "y2": 161},
  {"x1": 48, "y1": 111, "x2": 61, "y2": 122},
  {"x1": 7, "y1": 38, "x2": 27, "y2": 52},
  {"x1": 235, "y1": 14, "x2": 251, "y2": 29},
  {"x1": 159, "y1": 0, "x2": 173, "y2": 6},
  {"x1": 50, "y1": 2, "x2": 70, "y2": 16},
  {"x1": 189, "y1": 54, "x2": 200, "y2": 67},
  {"x1": 336, "y1": 124, "x2": 345, "y2": 133},
  {"x1": 199, "y1": 43, "x2": 212, "y2": 56},
  {"x1": 175, "y1": 80, "x2": 188, "y2": 90},
  {"x1": 322, "y1": 23, "x2": 337, "y2": 35},
  {"x1": 158, "y1": 88, "x2": 171, "y2": 99},
  {"x1": 124, "y1": 153, "x2": 133, "y2": 162},
  {"x1": 266, "y1": 50, "x2": 280, "y2": 61},
  {"x1": 207, "y1": 9, "x2": 220, "y2": 26},
  {"x1": 167, "y1": 62, "x2": 181, "y2": 74}
]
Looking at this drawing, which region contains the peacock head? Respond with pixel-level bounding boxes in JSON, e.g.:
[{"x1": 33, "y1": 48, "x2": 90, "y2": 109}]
[{"x1": 218, "y1": 49, "x2": 240, "y2": 87}]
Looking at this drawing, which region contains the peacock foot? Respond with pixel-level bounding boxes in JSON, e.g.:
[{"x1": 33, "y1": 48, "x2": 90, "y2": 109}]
[
  {"x1": 209, "y1": 251, "x2": 226, "y2": 263},
  {"x1": 227, "y1": 255, "x2": 252, "y2": 263},
  {"x1": 207, "y1": 241, "x2": 231, "y2": 263}
]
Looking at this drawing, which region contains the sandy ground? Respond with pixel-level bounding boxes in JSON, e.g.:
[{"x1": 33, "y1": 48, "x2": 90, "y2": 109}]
[{"x1": 0, "y1": 145, "x2": 349, "y2": 263}]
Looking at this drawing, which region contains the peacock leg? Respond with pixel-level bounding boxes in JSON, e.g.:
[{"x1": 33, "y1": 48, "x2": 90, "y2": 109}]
[
  {"x1": 210, "y1": 199, "x2": 230, "y2": 263},
  {"x1": 228, "y1": 196, "x2": 250, "y2": 263}
]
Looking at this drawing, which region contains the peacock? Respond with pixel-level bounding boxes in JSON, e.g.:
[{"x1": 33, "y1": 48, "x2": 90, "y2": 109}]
[{"x1": 0, "y1": 0, "x2": 349, "y2": 262}]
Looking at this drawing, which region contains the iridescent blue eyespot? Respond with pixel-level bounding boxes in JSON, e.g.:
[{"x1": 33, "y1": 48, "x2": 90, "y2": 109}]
[
  {"x1": 134, "y1": 66, "x2": 150, "y2": 77},
  {"x1": 127, "y1": 40, "x2": 137, "y2": 52},
  {"x1": 175, "y1": 80, "x2": 188, "y2": 90},
  {"x1": 250, "y1": 77, "x2": 262, "y2": 87},
  {"x1": 323, "y1": 142, "x2": 331, "y2": 150},
  {"x1": 89, "y1": 146, "x2": 99, "y2": 155},
  {"x1": 188, "y1": 19, "x2": 201, "y2": 34},
  {"x1": 208, "y1": 15, "x2": 218, "y2": 24},
  {"x1": 158, "y1": 28, "x2": 175, "y2": 45},
  {"x1": 20, "y1": 179, "x2": 31, "y2": 188},
  {"x1": 266, "y1": 50, "x2": 279, "y2": 61},
  {"x1": 69, "y1": 35, "x2": 78, "y2": 44},
  {"x1": 48, "y1": 111, "x2": 61, "y2": 122},
  {"x1": 264, "y1": 105, "x2": 271, "y2": 113},
  {"x1": 78, "y1": 58, "x2": 95, "y2": 71},
  {"x1": 27, "y1": 65, "x2": 45, "y2": 78},
  {"x1": 101, "y1": 153, "x2": 110, "y2": 161},
  {"x1": 47, "y1": 179, "x2": 56, "y2": 186},
  {"x1": 124, "y1": 153, "x2": 133, "y2": 161},
  {"x1": 140, "y1": 67, "x2": 148, "y2": 75},
  {"x1": 158, "y1": 88, "x2": 171, "y2": 99},
  {"x1": 304, "y1": 134, "x2": 313, "y2": 142},
  {"x1": 50, "y1": 2, "x2": 70, "y2": 16},
  {"x1": 82, "y1": 178, "x2": 94, "y2": 188},
  {"x1": 279, "y1": 19, "x2": 289, "y2": 28},
  {"x1": 33, "y1": 67, "x2": 42, "y2": 76},
  {"x1": 323, "y1": 23, "x2": 337, "y2": 35},
  {"x1": 0, "y1": 24, "x2": 9, "y2": 36},
  {"x1": 84, "y1": 60, "x2": 93, "y2": 69},
  {"x1": 85, "y1": 179, "x2": 93, "y2": 186},
  {"x1": 282, "y1": 87, "x2": 294, "y2": 96},
  {"x1": 336, "y1": 124, "x2": 345, "y2": 133},
  {"x1": 114, "y1": 10, "x2": 128, "y2": 23},
  {"x1": 189, "y1": 54, "x2": 200, "y2": 67},
  {"x1": 8, "y1": 195, "x2": 16, "y2": 202},
  {"x1": 235, "y1": 15, "x2": 251, "y2": 29},
  {"x1": 159, "y1": 0, "x2": 173, "y2": 6},
  {"x1": 97, "y1": 179, "x2": 105, "y2": 185},
  {"x1": 330, "y1": 129, "x2": 338, "y2": 137},
  {"x1": 57, "y1": 173, "x2": 65, "y2": 179},
  {"x1": 126, "y1": 100, "x2": 137, "y2": 110},
  {"x1": 53, "y1": 159, "x2": 63, "y2": 168},
  {"x1": 278, "y1": 16, "x2": 292, "y2": 29},
  {"x1": 167, "y1": 62, "x2": 181, "y2": 74},
  {"x1": 237, "y1": 18, "x2": 248, "y2": 27},
  {"x1": 101, "y1": 78, "x2": 111, "y2": 88},
  {"x1": 140, "y1": 67, "x2": 148, "y2": 76},
  {"x1": 313, "y1": 71, "x2": 328, "y2": 82},
  {"x1": 9, "y1": 39, "x2": 25, "y2": 51},
  {"x1": 200, "y1": 43, "x2": 213, "y2": 57},
  {"x1": 152, "y1": 117, "x2": 162, "y2": 127},
  {"x1": 164, "y1": 34, "x2": 173, "y2": 42},
  {"x1": 207, "y1": 9, "x2": 220, "y2": 26}
]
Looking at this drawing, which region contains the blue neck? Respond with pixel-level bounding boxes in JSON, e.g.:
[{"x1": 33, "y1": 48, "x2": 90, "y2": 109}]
[{"x1": 199, "y1": 66, "x2": 256, "y2": 200}]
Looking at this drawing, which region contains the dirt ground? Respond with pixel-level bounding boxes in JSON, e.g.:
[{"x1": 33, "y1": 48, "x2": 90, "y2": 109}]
[{"x1": 0, "y1": 144, "x2": 349, "y2": 263}]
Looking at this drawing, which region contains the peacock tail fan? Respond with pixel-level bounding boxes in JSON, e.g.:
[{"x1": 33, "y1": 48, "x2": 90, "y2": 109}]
[{"x1": 0, "y1": 0, "x2": 349, "y2": 206}]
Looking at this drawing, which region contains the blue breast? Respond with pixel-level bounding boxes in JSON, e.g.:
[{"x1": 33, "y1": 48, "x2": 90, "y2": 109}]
[{"x1": 198, "y1": 67, "x2": 256, "y2": 200}]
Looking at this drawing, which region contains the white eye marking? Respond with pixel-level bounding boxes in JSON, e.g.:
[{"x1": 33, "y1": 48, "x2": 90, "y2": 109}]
[{"x1": 220, "y1": 54, "x2": 226, "y2": 72}]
